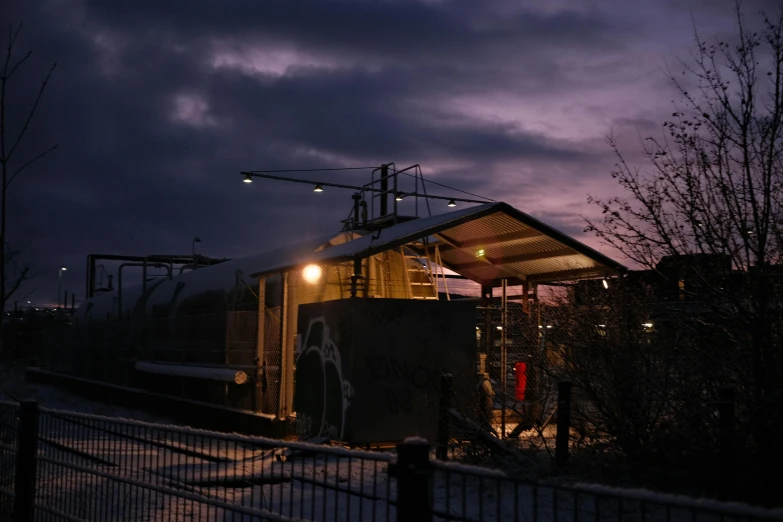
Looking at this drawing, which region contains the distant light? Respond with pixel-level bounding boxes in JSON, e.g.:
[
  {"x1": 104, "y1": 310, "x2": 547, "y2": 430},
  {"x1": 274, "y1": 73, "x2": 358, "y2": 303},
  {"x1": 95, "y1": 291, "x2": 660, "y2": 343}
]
[
  {"x1": 477, "y1": 249, "x2": 485, "y2": 258},
  {"x1": 546, "y1": 325, "x2": 553, "y2": 329},
  {"x1": 642, "y1": 322, "x2": 653, "y2": 328},
  {"x1": 303, "y1": 264, "x2": 323, "y2": 284},
  {"x1": 313, "y1": 184, "x2": 324, "y2": 193},
  {"x1": 598, "y1": 324, "x2": 606, "y2": 328},
  {"x1": 243, "y1": 174, "x2": 253, "y2": 183},
  {"x1": 395, "y1": 192, "x2": 404, "y2": 201},
  {"x1": 27, "y1": 301, "x2": 31, "y2": 304},
  {"x1": 496, "y1": 326, "x2": 503, "y2": 330},
  {"x1": 447, "y1": 199, "x2": 456, "y2": 207},
  {"x1": 602, "y1": 279, "x2": 609, "y2": 289},
  {"x1": 538, "y1": 325, "x2": 543, "y2": 329},
  {"x1": 61, "y1": 267, "x2": 67, "y2": 271}
]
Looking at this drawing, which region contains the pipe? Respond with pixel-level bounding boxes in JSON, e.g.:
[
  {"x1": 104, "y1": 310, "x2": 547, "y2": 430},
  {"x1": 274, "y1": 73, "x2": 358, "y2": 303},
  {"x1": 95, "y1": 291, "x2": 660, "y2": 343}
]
[
  {"x1": 118, "y1": 262, "x2": 170, "y2": 319},
  {"x1": 135, "y1": 362, "x2": 248, "y2": 384},
  {"x1": 140, "y1": 254, "x2": 231, "y2": 316},
  {"x1": 351, "y1": 193, "x2": 361, "y2": 229},
  {"x1": 85, "y1": 253, "x2": 229, "y2": 300},
  {"x1": 177, "y1": 263, "x2": 207, "y2": 275},
  {"x1": 380, "y1": 163, "x2": 389, "y2": 216},
  {"x1": 141, "y1": 255, "x2": 206, "y2": 303},
  {"x1": 350, "y1": 257, "x2": 363, "y2": 297},
  {"x1": 86, "y1": 254, "x2": 150, "y2": 299}
]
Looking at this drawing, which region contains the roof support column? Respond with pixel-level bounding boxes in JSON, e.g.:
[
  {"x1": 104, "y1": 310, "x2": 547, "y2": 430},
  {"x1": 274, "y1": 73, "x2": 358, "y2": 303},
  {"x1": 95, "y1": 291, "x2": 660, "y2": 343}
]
[
  {"x1": 481, "y1": 285, "x2": 493, "y2": 355},
  {"x1": 500, "y1": 278, "x2": 508, "y2": 439}
]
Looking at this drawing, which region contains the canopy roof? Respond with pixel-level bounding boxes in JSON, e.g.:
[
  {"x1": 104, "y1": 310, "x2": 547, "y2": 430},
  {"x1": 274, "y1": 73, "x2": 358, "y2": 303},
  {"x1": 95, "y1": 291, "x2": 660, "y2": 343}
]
[{"x1": 252, "y1": 202, "x2": 625, "y2": 285}]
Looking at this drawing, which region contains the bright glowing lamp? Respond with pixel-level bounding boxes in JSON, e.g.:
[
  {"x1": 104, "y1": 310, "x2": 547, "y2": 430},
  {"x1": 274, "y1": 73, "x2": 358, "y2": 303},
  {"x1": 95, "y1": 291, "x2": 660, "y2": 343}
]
[
  {"x1": 303, "y1": 264, "x2": 323, "y2": 283},
  {"x1": 313, "y1": 184, "x2": 324, "y2": 193},
  {"x1": 243, "y1": 174, "x2": 253, "y2": 183},
  {"x1": 602, "y1": 278, "x2": 609, "y2": 289},
  {"x1": 447, "y1": 199, "x2": 456, "y2": 207}
]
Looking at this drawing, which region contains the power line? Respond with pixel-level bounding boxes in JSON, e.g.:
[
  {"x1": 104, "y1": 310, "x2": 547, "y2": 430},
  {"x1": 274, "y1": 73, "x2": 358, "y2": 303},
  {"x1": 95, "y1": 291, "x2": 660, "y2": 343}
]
[
  {"x1": 247, "y1": 164, "x2": 496, "y2": 202},
  {"x1": 247, "y1": 167, "x2": 378, "y2": 174},
  {"x1": 410, "y1": 173, "x2": 495, "y2": 202},
  {"x1": 240, "y1": 172, "x2": 489, "y2": 203}
]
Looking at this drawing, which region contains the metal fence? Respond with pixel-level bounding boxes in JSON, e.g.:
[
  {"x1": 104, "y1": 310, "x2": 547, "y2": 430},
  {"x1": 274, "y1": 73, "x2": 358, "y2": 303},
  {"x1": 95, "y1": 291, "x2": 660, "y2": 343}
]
[{"x1": 1, "y1": 400, "x2": 782, "y2": 522}]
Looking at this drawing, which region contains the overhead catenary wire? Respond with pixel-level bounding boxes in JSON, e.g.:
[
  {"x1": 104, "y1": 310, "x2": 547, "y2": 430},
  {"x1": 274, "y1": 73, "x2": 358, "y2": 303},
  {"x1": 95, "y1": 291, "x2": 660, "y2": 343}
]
[
  {"x1": 248, "y1": 165, "x2": 496, "y2": 203},
  {"x1": 414, "y1": 173, "x2": 495, "y2": 202},
  {"x1": 240, "y1": 172, "x2": 488, "y2": 203},
  {"x1": 247, "y1": 167, "x2": 379, "y2": 174}
]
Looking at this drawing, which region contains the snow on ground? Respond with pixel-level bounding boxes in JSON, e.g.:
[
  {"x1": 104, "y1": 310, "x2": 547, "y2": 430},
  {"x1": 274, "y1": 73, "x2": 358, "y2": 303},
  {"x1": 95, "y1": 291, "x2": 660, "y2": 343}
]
[
  {"x1": 0, "y1": 363, "x2": 180, "y2": 424},
  {"x1": 3, "y1": 364, "x2": 782, "y2": 522}
]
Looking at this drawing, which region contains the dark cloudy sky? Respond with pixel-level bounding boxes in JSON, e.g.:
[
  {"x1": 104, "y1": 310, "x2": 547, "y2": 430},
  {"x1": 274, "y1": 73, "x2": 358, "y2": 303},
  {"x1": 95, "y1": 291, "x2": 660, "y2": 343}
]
[{"x1": 1, "y1": 0, "x2": 777, "y2": 306}]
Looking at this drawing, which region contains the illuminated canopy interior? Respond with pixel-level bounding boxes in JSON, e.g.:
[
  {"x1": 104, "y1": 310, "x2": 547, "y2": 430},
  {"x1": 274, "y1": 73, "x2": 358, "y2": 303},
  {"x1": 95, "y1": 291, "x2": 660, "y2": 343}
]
[{"x1": 252, "y1": 202, "x2": 625, "y2": 286}]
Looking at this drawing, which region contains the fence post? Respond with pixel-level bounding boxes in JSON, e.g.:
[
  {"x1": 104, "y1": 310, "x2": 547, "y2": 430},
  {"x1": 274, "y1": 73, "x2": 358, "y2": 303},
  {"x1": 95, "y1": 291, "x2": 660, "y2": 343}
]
[
  {"x1": 396, "y1": 438, "x2": 432, "y2": 522},
  {"x1": 436, "y1": 373, "x2": 453, "y2": 460},
  {"x1": 13, "y1": 400, "x2": 39, "y2": 522},
  {"x1": 555, "y1": 381, "x2": 572, "y2": 471}
]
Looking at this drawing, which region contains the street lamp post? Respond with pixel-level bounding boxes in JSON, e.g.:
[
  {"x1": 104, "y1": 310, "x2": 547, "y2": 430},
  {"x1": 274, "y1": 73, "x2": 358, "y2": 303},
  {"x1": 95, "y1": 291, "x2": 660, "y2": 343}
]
[{"x1": 58, "y1": 267, "x2": 67, "y2": 309}]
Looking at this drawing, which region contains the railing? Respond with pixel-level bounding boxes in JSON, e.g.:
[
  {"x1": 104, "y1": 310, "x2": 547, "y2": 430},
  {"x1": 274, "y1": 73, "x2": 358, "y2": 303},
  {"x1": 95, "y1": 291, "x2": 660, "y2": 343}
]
[
  {"x1": 1, "y1": 400, "x2": 782, "y2": 522},
  {"x1": 0, "y1": 400, "x2": 19, "y2": 521}
]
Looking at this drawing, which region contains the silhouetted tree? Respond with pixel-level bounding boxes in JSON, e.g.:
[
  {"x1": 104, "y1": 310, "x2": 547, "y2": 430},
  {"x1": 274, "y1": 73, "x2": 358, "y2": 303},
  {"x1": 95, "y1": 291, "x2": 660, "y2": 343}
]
[
  {"x1": 0, "y1": 22, "x2": 57, "y2": 353},
  {"x1": 585, "y1": 4, "x2": 783, "y2": 503}
]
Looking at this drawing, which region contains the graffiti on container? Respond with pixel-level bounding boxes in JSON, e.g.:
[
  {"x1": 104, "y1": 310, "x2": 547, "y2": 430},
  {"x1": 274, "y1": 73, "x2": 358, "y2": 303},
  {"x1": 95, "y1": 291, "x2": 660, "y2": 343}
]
[
  {"x1": 366, "y1": 355, "x2": 439, "y2": 415},
  {"x1": 366, "y1": 355, "x2": 439, "y2": 389},
  {"x1": 294, "y1": 317, "x2": 353, "y2": 440},
  {"x1": 360, "y1": 305, "x2": 404, "y2": 329}
]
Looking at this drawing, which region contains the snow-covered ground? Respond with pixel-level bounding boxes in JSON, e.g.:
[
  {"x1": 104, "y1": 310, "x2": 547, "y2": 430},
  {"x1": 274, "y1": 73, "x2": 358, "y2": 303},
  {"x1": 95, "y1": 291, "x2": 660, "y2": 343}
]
[
  {"x1": 0, "y1": 363, "x2": 180, "y2": 423},
  {"x1": 2, "y1": 364, "x2": 783, "y2": 522},
  {"x1": 31, "y1": 408, "x2": 396, "y2": 521}
]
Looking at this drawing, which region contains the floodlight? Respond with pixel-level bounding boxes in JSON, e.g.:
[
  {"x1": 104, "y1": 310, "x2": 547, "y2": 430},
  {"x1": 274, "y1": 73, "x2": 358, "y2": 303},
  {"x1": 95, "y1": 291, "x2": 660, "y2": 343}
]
[{"x1": 303, "y1": 264, "x2": 323, "y2": 283}]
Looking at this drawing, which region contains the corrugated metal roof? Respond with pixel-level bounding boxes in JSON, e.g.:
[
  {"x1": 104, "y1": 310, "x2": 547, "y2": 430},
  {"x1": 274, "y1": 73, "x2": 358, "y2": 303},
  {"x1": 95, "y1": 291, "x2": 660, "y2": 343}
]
[
  {"x1": 441, "y1": 212, "x2": 529, "y2": 243},
  {"x1": 251, "y1": 202, "x2": 625, "y2": 285}
]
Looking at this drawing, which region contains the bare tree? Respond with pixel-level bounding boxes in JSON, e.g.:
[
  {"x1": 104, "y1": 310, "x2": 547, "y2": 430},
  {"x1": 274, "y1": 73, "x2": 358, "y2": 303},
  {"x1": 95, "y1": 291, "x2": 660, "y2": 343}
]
[
  {"x1": 0, "y1": 22, "x2": 57, "y2": 352},
  {"x1": 585, "y1": 4, "x2": 783, "y2": 499}
]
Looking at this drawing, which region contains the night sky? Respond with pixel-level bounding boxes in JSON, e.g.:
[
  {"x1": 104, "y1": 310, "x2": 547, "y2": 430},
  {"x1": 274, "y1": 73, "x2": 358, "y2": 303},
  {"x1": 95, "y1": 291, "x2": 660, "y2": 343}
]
[{"x1": 2, "y1": 0, "x2": 777, "y2": 307}]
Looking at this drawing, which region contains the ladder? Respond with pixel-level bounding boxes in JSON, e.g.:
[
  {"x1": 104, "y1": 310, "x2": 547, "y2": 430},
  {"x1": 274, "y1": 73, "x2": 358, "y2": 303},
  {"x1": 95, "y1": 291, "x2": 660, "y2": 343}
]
[
  {"x1": 376, "y1": 251, "x2": 394, "y2": 298},
  {"x1": 400, "y1": 245, "x2": 438, "y2": 300}
]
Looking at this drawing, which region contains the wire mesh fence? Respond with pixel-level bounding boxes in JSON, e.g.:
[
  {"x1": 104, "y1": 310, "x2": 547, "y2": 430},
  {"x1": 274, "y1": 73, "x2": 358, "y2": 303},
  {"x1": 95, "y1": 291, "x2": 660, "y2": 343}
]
[
  {"x1": 431, "y1": 457, "x2": 783, "y2": 522},
  {"x1": 1, "y1": 401, "x2": 781, "y2": 522},
  {"x1": 29, "y1": 402, "x2": 396, "y2": 521},
  {"x1": 0, "y1": 400, "x2": 18, "y2": 521}
]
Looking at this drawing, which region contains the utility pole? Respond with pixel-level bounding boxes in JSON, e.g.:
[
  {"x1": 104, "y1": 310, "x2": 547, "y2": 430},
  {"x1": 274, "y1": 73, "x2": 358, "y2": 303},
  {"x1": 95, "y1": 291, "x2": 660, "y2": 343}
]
[{"x1": 57, "y1": 267, "x2": 67, "y2": 309}]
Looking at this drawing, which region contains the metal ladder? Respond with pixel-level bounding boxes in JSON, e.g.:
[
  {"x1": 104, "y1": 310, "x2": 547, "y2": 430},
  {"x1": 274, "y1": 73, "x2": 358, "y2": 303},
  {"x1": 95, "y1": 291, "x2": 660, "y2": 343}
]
[{"x1": 400, "y1": 245, "x2": 439, "y2": 300}]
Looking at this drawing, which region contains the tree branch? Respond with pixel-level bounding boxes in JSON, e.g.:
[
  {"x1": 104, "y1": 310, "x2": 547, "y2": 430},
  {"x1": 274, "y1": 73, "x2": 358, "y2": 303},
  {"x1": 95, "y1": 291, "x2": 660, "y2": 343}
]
[
  {"x1": 7, "y1": 143, "x2": 58, "y2": 187},
  {"x1": 6, "y1": 61, "x2": 57, "y2": 162}
]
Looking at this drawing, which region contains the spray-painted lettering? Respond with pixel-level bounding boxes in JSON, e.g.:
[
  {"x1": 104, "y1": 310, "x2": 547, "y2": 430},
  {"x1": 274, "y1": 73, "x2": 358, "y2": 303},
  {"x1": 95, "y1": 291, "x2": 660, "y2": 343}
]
[{"x1": 366, "y1": 355, "x2": 439, "y2": 390}]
